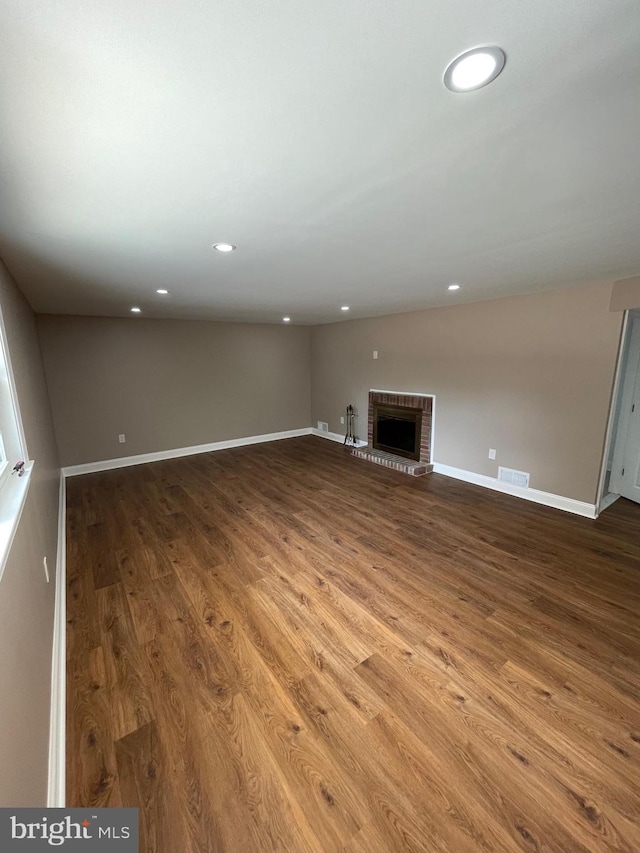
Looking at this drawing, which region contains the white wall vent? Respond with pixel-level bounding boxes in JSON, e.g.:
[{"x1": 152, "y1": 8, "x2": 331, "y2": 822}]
[
  {"x1": 317, "y1": 421, "x2": 329, "y2": 432},
  {"x1": 498, "y1": 466, "x2": 530, "y2": 488}
]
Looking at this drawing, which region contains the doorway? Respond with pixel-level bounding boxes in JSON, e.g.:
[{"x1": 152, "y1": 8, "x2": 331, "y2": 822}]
[{"x1": 601, "y1": 311, "x2": 640, "y2": 508}]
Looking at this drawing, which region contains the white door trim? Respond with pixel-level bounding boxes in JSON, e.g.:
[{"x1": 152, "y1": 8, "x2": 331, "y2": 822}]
[
  {"x1": 47, "y1": 472, "x2": 66, "y2": 807},
  {"x1": 596, "y1": 311, "x2": 630, "y2": 511},
  {"x1": 610, "y1": 312, "x2": 640, "y2": 498}
]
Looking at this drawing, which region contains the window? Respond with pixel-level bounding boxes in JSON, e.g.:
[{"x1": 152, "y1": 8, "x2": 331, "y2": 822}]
[{"x1": 0, "y1": 300, "x2": 31, "y2": 580}]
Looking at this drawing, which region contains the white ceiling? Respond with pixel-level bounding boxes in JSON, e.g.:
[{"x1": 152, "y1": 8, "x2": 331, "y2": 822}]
[{"x1": 1, "y1": 0, "x2": 639, "y2": 324}]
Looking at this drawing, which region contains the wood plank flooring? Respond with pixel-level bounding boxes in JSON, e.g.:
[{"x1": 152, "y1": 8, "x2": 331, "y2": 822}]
[{"x1": 66, "y1": 436, "x2": 640, "y2": 852}]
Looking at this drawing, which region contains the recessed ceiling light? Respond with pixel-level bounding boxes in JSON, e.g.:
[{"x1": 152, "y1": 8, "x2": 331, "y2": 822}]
[
  {"x1": 448, "y1": 284, "x2": 461, "y2": 291},
  {"x1": 444, "y1": 46, "x2": 505, "y2": 92},
  {"x1": 341, "y1": 306, "x2": 350, "y2": 311},
  {"x1": 156, "y1": 288, "x2": 169, "y2": 295},
  {"x1": 131, "y1": 306, "x2": 142, "y2": 313},
  {"x1": 283, "y1": 316, "x2": 291, "y2": 323},
  {"x1": 212, "y1": 243, "x2": 236, "y2": 252}
]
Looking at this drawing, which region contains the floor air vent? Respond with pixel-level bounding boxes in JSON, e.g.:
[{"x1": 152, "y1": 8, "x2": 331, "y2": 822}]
[
  {"x1": 498, "y1": 466, "x2": 530, "y2": 488},
  {"x1": 317, "y1": 421, "x2": 329, "y2": 432}
]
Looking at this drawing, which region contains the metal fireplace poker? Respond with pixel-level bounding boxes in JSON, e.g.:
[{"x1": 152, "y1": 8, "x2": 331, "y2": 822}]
[{"x1": 343, "y1": 404, "x2": 358, "y2": 447}]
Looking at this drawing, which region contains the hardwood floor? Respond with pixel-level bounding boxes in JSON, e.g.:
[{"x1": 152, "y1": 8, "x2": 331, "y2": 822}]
[{"x1": 66, "y1": 436, "x2": 640, "y2": 852}]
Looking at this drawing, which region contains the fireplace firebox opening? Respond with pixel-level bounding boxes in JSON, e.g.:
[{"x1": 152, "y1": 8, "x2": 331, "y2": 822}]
[{"x1": 372, "y1": 403, "x2": 422, "y2": 461}]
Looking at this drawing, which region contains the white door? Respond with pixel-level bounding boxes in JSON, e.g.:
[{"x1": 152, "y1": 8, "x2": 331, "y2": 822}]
[{"x1": 610, "y1": 315, "x2": 640, "y2": 503}]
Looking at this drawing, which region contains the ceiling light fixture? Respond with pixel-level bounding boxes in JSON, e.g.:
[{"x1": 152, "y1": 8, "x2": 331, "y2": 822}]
[
  {"x1": 212, "y1": 243, "x2": 236, "y2": 252},
  {"x1": 448, "y1": 284, "x2": 461, "y2": 291},
  {"x1": 444, "y1": 46, "x2": 505, "y2": 92},
  {"x1": 341, "y1": 306, "x2": 350, "y2": 311},
  {"x1": 283, "y1": 316, "x2": 291, "y2": 323},
  {"x1": 130, "y1": 306, "x2": 142, "y2": 313},
  {"x1": 156, "y1": 288, "x2": 169, "y2": 295}
]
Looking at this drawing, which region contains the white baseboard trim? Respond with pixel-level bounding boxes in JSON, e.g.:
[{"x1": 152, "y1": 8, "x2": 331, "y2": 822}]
[
  {"x1": 62, "y1": 428, "x2": 314, "y2": 477},
  {"x1": 598, "y1": 491, "x2": 620, "y2": 513},
  {"x1": 311, "y1": 428, "x2": 367, "y2": 447},
  {"x1": 47, "y1": 472, "x2": 66, "y2": 807},
  {"x1": 432, "y1": 463, "x2": 598, "y2": 519}
]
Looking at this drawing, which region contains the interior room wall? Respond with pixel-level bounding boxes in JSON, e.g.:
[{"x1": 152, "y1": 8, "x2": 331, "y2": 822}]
[
  {"x1": 0, "y1": 260, "x2": 60, "y2": 806},
  {"x1": 310, "y1": 281, "x2": 622, "y2": 504},
  {"x1": 37, "y1": 315, "x2": 312, "y2": 467},
  {"x1": 610, "y1": 275, "x2": 640, "y2": 311}
]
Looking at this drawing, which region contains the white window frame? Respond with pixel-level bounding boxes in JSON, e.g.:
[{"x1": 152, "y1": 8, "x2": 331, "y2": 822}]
[
  {"x1": 0, "y1": 429, "x2": 8, "y2": 477},
  {"x1": 0, "y1": 300, "x2": 33, "y2": 582}
]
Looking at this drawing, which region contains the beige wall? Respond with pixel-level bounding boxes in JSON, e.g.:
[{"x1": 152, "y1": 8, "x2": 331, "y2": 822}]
[
  {"x1": 610, "y1": 275, "x2": 640, "y2": 311},
  {"x1": 0, "y1": 261, "x2": 60, "y2": 805},
  {"x1": 311, "y1": 282, "x2": 622, "y2": 503},
  {"x1": 38, "y1": 316, "x2": 312, "y2": 467}
]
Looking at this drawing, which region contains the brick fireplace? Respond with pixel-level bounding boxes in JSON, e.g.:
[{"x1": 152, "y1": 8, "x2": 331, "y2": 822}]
[
  {"x1": 352, "y1": 390, "x2": 434, "y2": 476},
  {"x1": 368, "y1": 390, "x2": 433, "y2": 463}
]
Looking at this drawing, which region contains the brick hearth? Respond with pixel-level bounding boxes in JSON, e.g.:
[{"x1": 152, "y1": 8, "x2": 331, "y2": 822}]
[{"x1": 351, "y1": 446, "x2": 434, "y2": 476}]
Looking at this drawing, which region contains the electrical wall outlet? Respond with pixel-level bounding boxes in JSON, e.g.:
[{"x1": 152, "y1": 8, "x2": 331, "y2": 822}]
[
  {"x1": 118, "y1": 434, "x2": 126, "y2": 443},
  {"x1": 340, "y1": 416, "x2": 345, "y2": 424},
  {"x1": 43, "y1": 556, "x2": 50, "y2": 583},
  {"x1": 373, "y1": 350, "x2": 378, "y2": 359},
  {"x1": 488, "y1": 448, "x2": 496, "y2": 460}
]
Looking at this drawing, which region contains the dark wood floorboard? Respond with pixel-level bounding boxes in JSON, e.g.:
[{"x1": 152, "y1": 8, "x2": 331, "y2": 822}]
[{"x1": 66, "y1": 436, "x2": 640, "y2": 852}]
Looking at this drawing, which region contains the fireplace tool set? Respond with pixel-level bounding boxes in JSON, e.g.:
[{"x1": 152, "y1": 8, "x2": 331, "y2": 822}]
[{"x1": 343, "y1": 404, "x2": 358, "y2": 447}]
